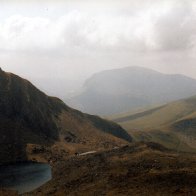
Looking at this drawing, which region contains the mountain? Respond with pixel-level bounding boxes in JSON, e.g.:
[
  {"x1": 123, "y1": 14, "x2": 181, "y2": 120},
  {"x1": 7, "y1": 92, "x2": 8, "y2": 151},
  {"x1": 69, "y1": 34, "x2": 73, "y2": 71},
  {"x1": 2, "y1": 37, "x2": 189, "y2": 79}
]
[
  {"x1": 67, "y1": 66, "x2": 196, "y2": 116},
  {"x1": 0, "y1": 68, "x2": 132, "y2": 164},
  {"x1": 111, "y1": 95, "x2": 196, "y2": 151},
  {"x1": 1, "y1": 67, "x2": 195, "y2": 195}
]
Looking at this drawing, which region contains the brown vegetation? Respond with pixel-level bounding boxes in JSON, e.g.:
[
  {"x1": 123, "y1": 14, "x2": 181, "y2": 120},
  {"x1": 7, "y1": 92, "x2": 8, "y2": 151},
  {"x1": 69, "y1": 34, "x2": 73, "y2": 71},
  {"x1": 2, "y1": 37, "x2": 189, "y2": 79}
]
[{"x1": 25, "y1": 142, "x2": 196, "y2": 196}]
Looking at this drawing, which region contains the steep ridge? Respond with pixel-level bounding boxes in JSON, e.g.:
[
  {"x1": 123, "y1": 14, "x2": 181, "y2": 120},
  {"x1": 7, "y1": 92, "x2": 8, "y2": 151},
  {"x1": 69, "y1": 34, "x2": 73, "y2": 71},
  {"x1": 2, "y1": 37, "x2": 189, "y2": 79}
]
[
  {"x1": 111, "y1": 96, "x2": 196, "y2": 151},
  {"x1": 0, "y1": 68, "x2": 132, "y2": 164},
  {"x1": 67, "y1": 66, "x2": 196, "y2": 115},
  {"x1": 171, "y1": 96, "x2": 196, "y2": 134},
  {"x1": 112, "y1": 96, "x2": 196, "y2": 131}
]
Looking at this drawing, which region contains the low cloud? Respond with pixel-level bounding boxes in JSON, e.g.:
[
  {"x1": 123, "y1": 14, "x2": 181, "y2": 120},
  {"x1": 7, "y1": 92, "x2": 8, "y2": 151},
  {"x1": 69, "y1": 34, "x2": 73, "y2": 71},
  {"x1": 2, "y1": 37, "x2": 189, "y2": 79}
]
[
  {"x1": 1, "y1": 1, "x2": 196, "y2": 53},
  {"x1": 0, "y1": 0, "x2": 196, "y2": 98},
  {"x1": 0, "y1": 11, "x2": 153, "y2": 53},
  {"x1": 154, "y1": 1, "x2": 196, "y2": 50}
]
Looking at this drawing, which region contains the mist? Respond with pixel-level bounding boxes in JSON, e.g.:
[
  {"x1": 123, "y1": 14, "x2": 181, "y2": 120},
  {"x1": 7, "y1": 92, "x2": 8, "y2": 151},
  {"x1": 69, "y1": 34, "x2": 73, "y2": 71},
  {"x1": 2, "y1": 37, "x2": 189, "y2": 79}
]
[{"x1": 0, "y1": 0, "x2": 196, "y2": 99}]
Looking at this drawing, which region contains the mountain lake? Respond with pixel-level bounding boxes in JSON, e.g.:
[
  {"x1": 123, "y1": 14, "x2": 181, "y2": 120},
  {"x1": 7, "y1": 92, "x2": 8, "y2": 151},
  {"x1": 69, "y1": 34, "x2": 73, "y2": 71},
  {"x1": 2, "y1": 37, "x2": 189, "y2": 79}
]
[{"x1": 0, "y1": 162, "x2": 51, "y2": 194}]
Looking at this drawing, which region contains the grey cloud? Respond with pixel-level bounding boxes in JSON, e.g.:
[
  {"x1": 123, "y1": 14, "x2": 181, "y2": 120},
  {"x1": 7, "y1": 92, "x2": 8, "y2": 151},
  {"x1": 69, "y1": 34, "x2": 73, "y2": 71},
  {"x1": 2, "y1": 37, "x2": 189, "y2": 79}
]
[
  {"x1": 154, "y1": 1, "x2": 196, "y2": 50},
  {"x1": 0, "y1": 0, "x2": 196, "y2": 99},
  {"x1": 2, "y1": 2, "x2": 196, "y2": 54}
]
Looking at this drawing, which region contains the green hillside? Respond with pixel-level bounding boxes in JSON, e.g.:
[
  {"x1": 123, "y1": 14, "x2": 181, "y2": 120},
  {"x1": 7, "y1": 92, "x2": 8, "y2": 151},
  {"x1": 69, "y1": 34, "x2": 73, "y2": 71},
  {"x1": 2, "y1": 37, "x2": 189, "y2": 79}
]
[{"x1": 111, "y1": 96, "x2": 196, "y2": 152}]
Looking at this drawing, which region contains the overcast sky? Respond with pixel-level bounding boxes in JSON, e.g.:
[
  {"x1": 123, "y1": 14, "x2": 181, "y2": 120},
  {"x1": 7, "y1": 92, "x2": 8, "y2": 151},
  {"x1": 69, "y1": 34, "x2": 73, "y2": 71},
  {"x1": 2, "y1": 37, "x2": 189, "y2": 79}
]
[{"x1": 0, "y1": 0, "x2": 196, "y2": 98}]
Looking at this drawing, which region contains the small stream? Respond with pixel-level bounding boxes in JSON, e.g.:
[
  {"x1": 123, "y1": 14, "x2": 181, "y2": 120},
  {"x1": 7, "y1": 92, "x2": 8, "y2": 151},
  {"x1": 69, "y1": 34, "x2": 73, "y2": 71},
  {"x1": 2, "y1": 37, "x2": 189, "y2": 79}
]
[{"x1": 0, "y1": 162, "x2": 51, "y2": 194}]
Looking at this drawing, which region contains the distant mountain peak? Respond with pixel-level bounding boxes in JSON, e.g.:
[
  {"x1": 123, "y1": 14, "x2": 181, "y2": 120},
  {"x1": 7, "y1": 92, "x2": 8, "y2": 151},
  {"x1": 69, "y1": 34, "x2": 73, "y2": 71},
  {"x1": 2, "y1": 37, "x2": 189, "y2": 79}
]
[{"x1": 68, "y1": 66, "x2": 196, "y2": 116}]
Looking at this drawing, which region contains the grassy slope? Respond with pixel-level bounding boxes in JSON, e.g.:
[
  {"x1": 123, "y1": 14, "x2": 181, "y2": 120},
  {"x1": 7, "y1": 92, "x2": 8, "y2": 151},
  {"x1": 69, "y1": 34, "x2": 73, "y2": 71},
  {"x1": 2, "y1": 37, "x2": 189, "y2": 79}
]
[{"x1": 110, "y1": 96, "x2": 196, "y2": 152}]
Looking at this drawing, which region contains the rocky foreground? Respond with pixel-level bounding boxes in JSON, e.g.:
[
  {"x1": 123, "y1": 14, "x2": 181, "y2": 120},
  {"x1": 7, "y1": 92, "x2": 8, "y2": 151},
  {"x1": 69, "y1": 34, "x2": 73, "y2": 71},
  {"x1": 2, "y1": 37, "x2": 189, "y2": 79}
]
[{"x1": 20, "y1": 142, "x2": 196, "y2": 196}]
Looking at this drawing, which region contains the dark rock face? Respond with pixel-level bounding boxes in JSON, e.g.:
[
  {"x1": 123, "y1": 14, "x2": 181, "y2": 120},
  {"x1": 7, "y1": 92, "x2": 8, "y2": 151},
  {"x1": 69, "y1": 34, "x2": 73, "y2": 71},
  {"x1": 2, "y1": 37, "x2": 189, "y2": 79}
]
[
  {"x1": 86, "y1": 114, "x2": 132, "y2": 142},
  {"x1": 0, "y1": 70, "x2": 64, "y2": 163},
  {"x1": 0, "y1": 70, "x2": 63, "y2": 140},
  {"x1": 0, "y1": 68, "x2": 132, "y2": 164}
]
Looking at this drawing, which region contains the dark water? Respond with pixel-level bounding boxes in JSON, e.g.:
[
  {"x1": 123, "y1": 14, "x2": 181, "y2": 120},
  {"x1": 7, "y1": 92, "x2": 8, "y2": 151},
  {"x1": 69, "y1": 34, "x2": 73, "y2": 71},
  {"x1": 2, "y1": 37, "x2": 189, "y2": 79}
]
[{"x1": 0, "y1": 162, "x2": 51, "y2": 194}]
